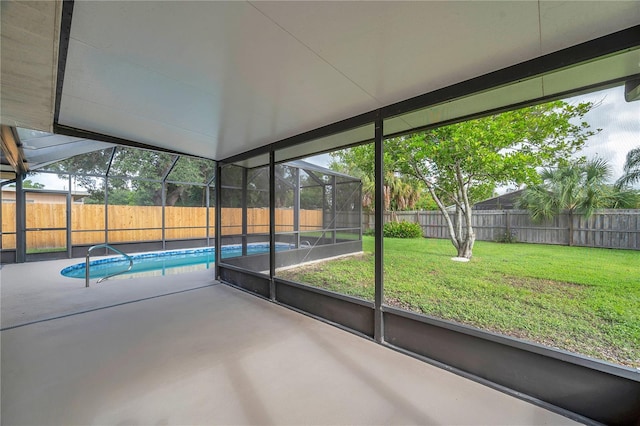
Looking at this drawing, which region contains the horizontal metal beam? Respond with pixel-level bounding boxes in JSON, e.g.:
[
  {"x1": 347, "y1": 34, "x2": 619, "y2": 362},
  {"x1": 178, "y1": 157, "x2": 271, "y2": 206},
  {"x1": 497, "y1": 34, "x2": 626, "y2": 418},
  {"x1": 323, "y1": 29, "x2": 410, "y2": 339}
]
[
  {"x1": 275, "y1": 279, "x2": 374, "y2": 337},
  {"x1": 53, "y1": 124, "x2": 206, "y2": 159},
  {"x1": 219, "y1": 265, "x2": 270, "y2": 298},
  {"x1": 222, "y1": 110, "x2": 378, "y2": 164},
  {"x1": 54, "y1": 0, "x2": 74, "y2": 125}
]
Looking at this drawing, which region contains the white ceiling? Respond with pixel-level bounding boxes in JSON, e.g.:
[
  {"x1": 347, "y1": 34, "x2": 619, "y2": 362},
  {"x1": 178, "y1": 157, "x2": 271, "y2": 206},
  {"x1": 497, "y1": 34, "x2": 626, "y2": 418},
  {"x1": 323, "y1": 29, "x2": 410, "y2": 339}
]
[{"x1": 3, "y1": 1, "x2": 640, "y2": 162}]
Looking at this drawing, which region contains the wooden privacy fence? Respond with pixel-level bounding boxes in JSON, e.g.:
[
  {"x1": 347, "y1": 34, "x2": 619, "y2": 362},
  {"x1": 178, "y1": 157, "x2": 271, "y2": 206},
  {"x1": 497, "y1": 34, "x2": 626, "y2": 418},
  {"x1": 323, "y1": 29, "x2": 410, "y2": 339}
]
[
  {"x1": 363, "y1": 209, "x2": 640, "y2": 250},
  {"x1": 1, "y1": 204, "x2": 323, "y2": 250},
  {"x1": 4, "y1": 204, "x2": 638, "y2": 250},
  {"x1": 219, "y1": 208, "x2": 323, "y2": 235}
]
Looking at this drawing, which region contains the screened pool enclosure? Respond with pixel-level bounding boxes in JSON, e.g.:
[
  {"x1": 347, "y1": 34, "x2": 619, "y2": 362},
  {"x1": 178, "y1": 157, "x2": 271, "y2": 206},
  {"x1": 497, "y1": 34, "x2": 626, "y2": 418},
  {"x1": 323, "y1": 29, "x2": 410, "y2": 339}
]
[
  {"x1": 1, "y1": 143, "x2": 362, "y2": 268},
  {"x1": 219, "y1": 159, "x2": 362, "y2": 273}
]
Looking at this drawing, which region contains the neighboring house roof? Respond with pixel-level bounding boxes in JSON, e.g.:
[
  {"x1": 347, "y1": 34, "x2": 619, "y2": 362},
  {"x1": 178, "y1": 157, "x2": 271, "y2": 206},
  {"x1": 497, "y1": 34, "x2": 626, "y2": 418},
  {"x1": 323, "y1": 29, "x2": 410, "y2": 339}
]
[
  {"x1": 1, "y1": 187, "x2": 89, "y2": 196},
  {"x1": 1, "y1": 187, "x2": 90, "y2": 203},
  {"x1": 473, "y1": 189, "x2": 525, "y2": 210}
]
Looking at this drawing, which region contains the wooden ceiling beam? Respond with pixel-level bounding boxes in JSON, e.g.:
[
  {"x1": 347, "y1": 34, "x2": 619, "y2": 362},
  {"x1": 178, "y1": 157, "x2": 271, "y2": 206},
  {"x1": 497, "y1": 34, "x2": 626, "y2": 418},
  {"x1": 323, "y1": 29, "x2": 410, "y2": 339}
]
[{"x1": 1, "y1": 125, "x2": 28, "y2": 174}]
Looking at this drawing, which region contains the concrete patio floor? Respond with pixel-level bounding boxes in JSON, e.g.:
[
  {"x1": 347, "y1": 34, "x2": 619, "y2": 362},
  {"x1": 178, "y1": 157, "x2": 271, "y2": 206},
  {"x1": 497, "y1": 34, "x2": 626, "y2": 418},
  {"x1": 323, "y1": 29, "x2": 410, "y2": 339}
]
[{"x1": 1, "y1": 261, "x2": 579, "y2": 425}]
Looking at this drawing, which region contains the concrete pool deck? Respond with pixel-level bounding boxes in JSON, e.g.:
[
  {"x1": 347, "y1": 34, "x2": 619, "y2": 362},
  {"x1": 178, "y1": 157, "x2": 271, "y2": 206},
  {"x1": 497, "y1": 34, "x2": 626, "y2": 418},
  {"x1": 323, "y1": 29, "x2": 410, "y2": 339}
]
[
  {"x1": 1, "y1": 260, "x2": 579, "y2": 425},
  {"x1": 1, "y1": 258, "x2": 216, "y2": 329}
]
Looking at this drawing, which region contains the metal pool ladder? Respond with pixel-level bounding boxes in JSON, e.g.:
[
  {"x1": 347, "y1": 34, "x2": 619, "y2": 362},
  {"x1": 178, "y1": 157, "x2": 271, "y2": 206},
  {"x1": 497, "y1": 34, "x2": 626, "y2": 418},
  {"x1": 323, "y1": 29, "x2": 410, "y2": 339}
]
[{"x1": 85, "y1": 244, "x2": 133, "y2": 287}]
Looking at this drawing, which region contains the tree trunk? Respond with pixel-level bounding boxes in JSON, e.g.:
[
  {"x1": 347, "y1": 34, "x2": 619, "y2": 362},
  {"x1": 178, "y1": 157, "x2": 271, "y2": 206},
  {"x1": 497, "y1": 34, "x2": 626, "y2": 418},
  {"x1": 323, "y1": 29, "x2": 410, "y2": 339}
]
[
  {"x1": 457, "y1": 237, "x2": 474, "y2": 258},
  {"x1": 460, "y1": 206, "x2": 475, "y2": 259},
  {"x1": 422, "y1": 177, "x2": 477, "y2": 259},
  {"x1": 456, "y1": 231, "x2": 475, "y2": 258},
  {"x1": 425, "y1": 185, "x2": 460, "y2": 251},
  {"x1": 458, "y1": 172, "x2": 475, "y2": 259},
  {"x1": 568, "y1": 210, "x2": 574, "y2": 246},
  {"x1": 166, "y1": 186, "x2": 186, "y2": 206},
  {"x1": 455, "y1": 204, "x2": 463, "y2": 247}
]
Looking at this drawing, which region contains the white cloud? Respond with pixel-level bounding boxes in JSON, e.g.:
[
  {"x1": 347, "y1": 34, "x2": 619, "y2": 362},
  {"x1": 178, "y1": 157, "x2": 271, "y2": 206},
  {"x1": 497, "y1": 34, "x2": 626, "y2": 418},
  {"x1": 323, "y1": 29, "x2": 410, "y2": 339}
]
[{"x1": 567, "y1": 85, "x2": 640, "y2": 182}]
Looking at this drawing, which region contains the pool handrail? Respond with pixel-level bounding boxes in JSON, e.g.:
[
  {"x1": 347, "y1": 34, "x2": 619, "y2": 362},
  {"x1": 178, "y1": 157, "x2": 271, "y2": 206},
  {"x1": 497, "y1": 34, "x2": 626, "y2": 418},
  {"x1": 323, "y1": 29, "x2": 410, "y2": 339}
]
[{"x1": 85, "y1": 244, "x2": 134, "y2": 287}]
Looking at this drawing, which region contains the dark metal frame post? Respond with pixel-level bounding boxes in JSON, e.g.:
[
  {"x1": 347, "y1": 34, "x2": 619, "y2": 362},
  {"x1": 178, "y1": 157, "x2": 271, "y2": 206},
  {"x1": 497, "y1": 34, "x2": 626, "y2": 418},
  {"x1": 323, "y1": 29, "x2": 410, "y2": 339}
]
[
  {"x1": 161, "y1": 182, "x2": 167, "y2": 250},
  {"x1": 215, "y1": 163, "x2": 222, "y2": 280},
  {"x1": 15, "y1": 173, "x2": 26, "y2": 263},
  {"x1": 206, "y1": 175, "x2": 214, "y2": 247},
  {"x1": 331, "y1": 175, "x2": 337, "y2": 244},
  {"x1": 293, "y1": 167, "x2": 300, "y2": 248},
  {"x1": 358, "y1": 182, "x2": 363, "y2": 241},
  {"x1": 321, "y1": 181, "x2": 327, "y2": 236},
  {"x1": 374, "y1": 114, "x2": 384, "y2": 343},
  {"x1": 104, "y1": 177, "x2": 109, "y2": 250},
  {"x1": 0, "y1": 182, "x2": 3, "y2": 250},
  {"x1": 269, "y1": 151, "x2": 276, "y2": 300},
  {"x1": 161, "y1": 156, "x2": 179, "y2": 251},
  {"x1": 66, "y1": 175, "x2": 72, "y2": 258},
  {"x1": 241, "y1": 167, "x2": 248, "y2": 256},
  {"x1": 104, "y1": 148, "x2": 116, "y2": 251},
  {"x1": 205, "y1": 185, "x2": 210, "y2": 247}
]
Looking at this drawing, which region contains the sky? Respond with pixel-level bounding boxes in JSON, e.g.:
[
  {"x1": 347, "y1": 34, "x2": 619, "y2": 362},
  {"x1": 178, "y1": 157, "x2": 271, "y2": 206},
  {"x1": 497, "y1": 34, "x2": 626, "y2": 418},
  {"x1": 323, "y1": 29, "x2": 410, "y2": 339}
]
[{"x1": 568, "y1": 85, "x2": 639, "y2": 183}]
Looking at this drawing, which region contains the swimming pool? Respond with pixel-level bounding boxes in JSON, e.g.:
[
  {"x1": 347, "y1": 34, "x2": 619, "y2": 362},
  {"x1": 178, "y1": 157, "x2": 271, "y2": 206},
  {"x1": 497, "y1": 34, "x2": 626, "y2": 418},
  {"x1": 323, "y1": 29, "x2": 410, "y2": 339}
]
[{"x1": 61, "y1": 243, "x2": 294, "y2": 280}]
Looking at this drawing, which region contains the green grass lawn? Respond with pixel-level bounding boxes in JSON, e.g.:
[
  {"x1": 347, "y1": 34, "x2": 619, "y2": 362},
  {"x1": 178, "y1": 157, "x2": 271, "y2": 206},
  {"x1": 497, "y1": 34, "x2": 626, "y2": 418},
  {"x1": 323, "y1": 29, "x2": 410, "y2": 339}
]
[
  {"x1": 278, "y1": 236, "x2": 640, "y2": 368},
  {"x1": 26, "y1": 247, "x2": 67, "y2": 254}
]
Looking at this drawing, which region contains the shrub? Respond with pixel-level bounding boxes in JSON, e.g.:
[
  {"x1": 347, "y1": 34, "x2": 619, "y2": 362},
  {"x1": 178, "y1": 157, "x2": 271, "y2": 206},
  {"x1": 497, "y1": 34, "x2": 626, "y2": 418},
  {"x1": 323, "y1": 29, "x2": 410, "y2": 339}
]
[
  {"x1": 383, "y1": 221, "x2": 423, "y2": 238},
  {"x1": 495, "y1": 229, "x2": 518, "y2": 243}
]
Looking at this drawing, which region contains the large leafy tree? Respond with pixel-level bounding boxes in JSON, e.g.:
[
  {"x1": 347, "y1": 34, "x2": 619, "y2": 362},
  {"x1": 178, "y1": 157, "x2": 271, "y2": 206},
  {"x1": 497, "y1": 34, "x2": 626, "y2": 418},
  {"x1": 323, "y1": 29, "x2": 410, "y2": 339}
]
[
  {"x1": 11, "y1": 179, "x2": 45, "y2": 189},
  {"x1": 50, "y1": 147, "x2": 215, "y2": 206},
  {"x1": 336, "y1": 100, "x2": 597, "y2": 258}
]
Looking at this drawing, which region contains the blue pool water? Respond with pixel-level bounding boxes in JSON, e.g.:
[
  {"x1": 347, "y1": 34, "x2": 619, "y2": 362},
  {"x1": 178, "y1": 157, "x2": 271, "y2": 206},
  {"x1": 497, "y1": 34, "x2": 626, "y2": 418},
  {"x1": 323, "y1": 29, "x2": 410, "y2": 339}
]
[{"x1": 61, "y1": 243, "x2": 294, "y2": 280}]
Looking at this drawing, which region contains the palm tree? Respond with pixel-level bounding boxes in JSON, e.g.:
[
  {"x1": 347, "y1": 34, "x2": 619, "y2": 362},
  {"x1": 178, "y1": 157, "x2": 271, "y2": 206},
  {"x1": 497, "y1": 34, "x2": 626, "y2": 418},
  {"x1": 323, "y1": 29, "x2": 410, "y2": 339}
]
[
  {"x1": 608, "y1": 188, "x2": 640, "y2": 209},
  {"x1": 615, "y1": 146, "x2": 640, "y2": 189},
  {"x1": 518, "y1": 158, "x2": 613, "y2": 222},
  {"x1": 384, "y1": 173, "x2": 423, "y2": 212},
  {"x1": 518, "y1": 158, "x2": 620, "y2": 246}
]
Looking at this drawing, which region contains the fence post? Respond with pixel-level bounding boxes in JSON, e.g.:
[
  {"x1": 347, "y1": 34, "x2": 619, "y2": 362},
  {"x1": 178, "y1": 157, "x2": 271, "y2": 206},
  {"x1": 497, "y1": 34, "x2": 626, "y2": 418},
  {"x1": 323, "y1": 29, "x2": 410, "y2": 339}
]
[{"x1": 505, "y1": 210, "x2": 510, "y2": 239}]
